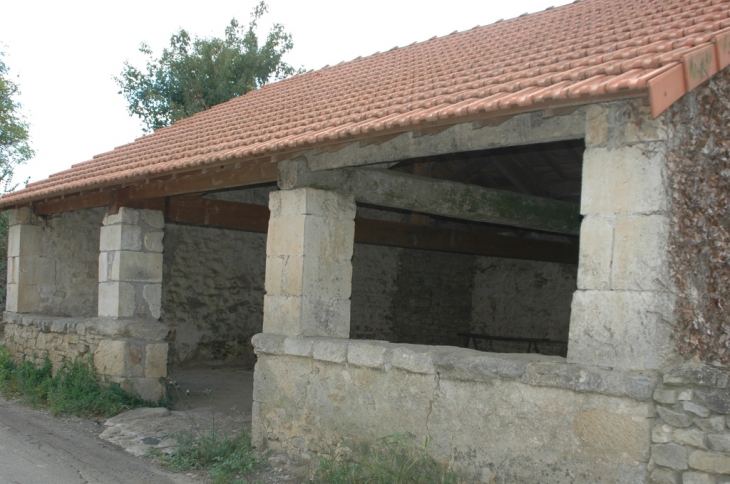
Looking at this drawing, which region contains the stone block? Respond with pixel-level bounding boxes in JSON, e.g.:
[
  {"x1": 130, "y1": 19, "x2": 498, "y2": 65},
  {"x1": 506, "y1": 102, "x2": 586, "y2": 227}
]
[
  {"x1": 99, "y1": 224, "x2": 143, "y2": 251},
  {"x1": 581, "y1": 144, "x2": 668, "y2": 216},
  {"x1": 312, "y1": 338, "x2": 348, "y2": 363},
  {"x1": 649, "y1": 468, "x2": 680, "y2": 484},
  {"x1": 98, "y1": 282, "x2": 136, "y2": 318},
  {"x1": 658, "y1": 406, "x2": 694, "y2": 428},
  {"x1": 7, "y1": 207, "x2": 33, "y2": 226},
  {"x1": 684, "y1": 401, "x2": 711, "y2": 418},
  {"x1": 708, "y1": 434, "x2": 730, "y2": 454},
  {"x1": 300, "y1": 296, "x2": 350, "y2": 338},
  {"x1": 7, "y1": 224, "x2": 43, "y2": 257},
  {"x1": 664, "y1": 363, "x2": 724, "y2": 387},
  {"x1": 576, "y1": 215, "x2": 614, "y2": 290},
  {"x1": 390, "y1": 345, "x2": 437, "y2": 374},
  {"x1": 109, "y1": 251, "x2": 163, "y2": 283},
  {"x1": 266, "y1": 216, "x2": 305, "y2": 256},
  {"x1": 283, "y1": 337, "x2": 313, "y2": 357},
  {"x1": 143, "y1": 231, "x2": 164, "y2": 252},
  {"x1": 16, "y1": 256, "x2": 56, "y2": 285},
  {"x1": 265, "y1": 255, "x2": 303, "y2": 296},
  {"x1": 568, "y1": 290, "x2": 677, "y2": 370},
  {"x1": 585, "y1": 104, "x2": 610, "y2": 147},
  {"x1": 144, "y1": 343, "x2": 168, "y2": 378},
  {"x1": 652, "y1": 443, "x2": 688, "y2": 470},
  {"x1": 269, "y1": 188, "x2": 356, "y2": 220},
  {"x1": 93, "y1": 339, "x2": 143, "y2": 377},
  {"x1": 624, "y1": 103, "x2": 668, "y2": 144},
  {"x1": 611, "y1": 215, "x2": 671, "y2": 291},
  {"x1": 689, "y1": 451, "x2": 730, "y2": 474},
  {"x1": 251, "y1": 333, "x2": 285, "y2": 355},
  {"x1": 7, "y1": 257, "x2": 16, "y2": 284},
  {"x1": 140, "y1": 209, "x2": 164, "y2": 229},
  {"x1": 6, "y1": 284, "x2": 41, "y2": 313},
  {"x1": 675, "y1": 428, "x2": 707, "y2": 449},
  {"x1": 303, "y1": 216, "x2": 355, "y2": 261},
  {"x1": 103, "y1": 207, "x2": 139, "y2": 226},
  {"x1": 347, "y1": 341, "x2": 388, "y2": 368},
  {"x1": 683, "y1": 472, "x2": 717, "y2": 484},
  {"x1": 263, "y1": 294, "x2": 302, "y2": 336},
  {"x1": 697, "y1": 417, "x2": 726, "y2": 433},
  {"x1": 142, "y1": 284, "x2": 161, "y2": 319},
  {"x1": 653, "y1": 424, "x2": 675, "y2": 444},
  {"x1": 679, "y1": 390, "x2": 695, "y2": 401},
  {"x1": 655, "y1": 389, "x2": 680, "y2": 405},
  {"x1": 696, "y1": 389, "x2": 730, "y2": 414},
  {"x1": 98, "y1": 252, "x2": 108, "y2": 282}
]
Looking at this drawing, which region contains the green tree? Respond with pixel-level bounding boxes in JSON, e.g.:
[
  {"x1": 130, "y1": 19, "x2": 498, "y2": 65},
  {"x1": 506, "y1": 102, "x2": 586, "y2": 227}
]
[
  {"x1": 0, "y1": 53, "x2": 33, "y2": 193},
  {"x1": 116, "y1": 1, "x2": 298, "y2": 133}
]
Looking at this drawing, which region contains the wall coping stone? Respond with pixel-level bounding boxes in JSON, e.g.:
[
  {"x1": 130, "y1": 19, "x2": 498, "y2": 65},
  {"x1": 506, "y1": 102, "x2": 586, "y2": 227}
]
[
  {"x1": 252, "y1": 333, "x2": 659, "y2": 401},
  {"x1": 3, "y1": 312, "x2": 169, "y2": 341}
]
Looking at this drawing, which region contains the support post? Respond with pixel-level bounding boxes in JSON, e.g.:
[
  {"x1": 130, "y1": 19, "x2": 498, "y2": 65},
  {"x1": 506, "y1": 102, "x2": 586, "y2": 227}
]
[
  {"x1": 5, "y1": 207, "x2": 53, "y2": 313},
  {"x1": 97, "y1": 207, "x2": 164, "y2": 320},
  {"x1": 262, "y1": 188, "x2": 356, "y2": 338}
]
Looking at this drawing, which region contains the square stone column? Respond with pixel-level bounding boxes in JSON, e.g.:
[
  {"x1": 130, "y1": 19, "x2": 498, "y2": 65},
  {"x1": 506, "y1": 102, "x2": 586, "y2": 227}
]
[
  {"x1": 263, "y1": 188, "x2": 356, "y2": 338},
  {"x1": 98, "y1": 207, "x2": 164, "y2": 320},
  {"x1": 568, "y1": 100, "x2": 678, "y2": 371},
  {"x1": 5, "y1": 207, "x2": 53, "y2": 313}
]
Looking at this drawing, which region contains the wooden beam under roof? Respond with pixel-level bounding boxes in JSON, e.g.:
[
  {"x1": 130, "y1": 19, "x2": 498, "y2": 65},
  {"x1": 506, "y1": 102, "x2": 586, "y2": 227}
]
[{"x1": 163, "y1": 196, "x2": 578, "y2": 264}]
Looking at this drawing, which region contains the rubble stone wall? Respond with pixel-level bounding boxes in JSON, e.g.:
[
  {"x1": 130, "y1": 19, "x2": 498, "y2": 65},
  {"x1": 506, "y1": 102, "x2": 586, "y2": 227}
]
[
  {"x1": 2, "y1": 312, "x2": 168, "y2": 400},
  {"x1": 649, "y1": 362, "x2": 730, "y2": 484}
]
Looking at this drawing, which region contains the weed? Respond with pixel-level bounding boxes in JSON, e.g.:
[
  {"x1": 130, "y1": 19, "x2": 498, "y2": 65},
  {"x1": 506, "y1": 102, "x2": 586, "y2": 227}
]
[
  {"x1": 154, "y1": 381, "x2": 260, "y2": 484},
  {"x1": 0, "y1": 344, "x2": 154, "y2": 417},
  {"x1": 315, "y1": 435, "x2": 458, "y2": 484}
]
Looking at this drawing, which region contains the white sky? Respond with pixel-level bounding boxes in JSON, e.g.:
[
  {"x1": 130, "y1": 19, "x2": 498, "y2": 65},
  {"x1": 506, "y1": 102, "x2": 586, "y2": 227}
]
[{"x1": 0, "y1": 0, "x2": 572, "y2": 186}]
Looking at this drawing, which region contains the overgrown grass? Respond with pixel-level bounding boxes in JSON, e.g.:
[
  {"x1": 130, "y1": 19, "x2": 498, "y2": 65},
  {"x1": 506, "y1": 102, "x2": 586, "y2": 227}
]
[
  {"x1": 315, "y1": 435, "x2": 458, "y2": 484},
  {"x1": 0, "y1": 344, "x2": 153, "y2": 417},
  {"x1": 153, "y1": 425, "x2": 259, "y2": 484}
]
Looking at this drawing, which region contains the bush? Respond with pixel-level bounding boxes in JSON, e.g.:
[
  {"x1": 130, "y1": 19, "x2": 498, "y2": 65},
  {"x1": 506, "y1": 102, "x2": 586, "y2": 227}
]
[
  {"x1": 315, "y1": 435, "x2": 458, "y2": 484},
  {"x1": 0, "y1": 345, "x2": 154, "y2": 417}
]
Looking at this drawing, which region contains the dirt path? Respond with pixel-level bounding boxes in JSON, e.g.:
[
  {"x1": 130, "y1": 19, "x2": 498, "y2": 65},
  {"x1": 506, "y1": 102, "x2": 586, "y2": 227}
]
[{"x1": 0, "y1": 398, "x2": 205, "y2": 484}]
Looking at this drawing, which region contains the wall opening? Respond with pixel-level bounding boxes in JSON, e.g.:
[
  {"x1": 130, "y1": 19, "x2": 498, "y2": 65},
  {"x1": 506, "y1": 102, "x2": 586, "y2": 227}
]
[{"x1": 350, "y1": 140, "x2": 584, "y2": 357}]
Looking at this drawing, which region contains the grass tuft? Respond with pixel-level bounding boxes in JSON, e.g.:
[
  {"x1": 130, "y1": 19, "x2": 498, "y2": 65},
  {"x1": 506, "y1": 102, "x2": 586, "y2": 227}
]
[
  {"x1": 154, "y1": 426, "x2": 259, "y2": 484},
  {"x1": 315, "y1": 435, "x2": 458, "y2": 484},
  {"x1": 0, "y1": 344, "x2": 154, "y2": 417}
]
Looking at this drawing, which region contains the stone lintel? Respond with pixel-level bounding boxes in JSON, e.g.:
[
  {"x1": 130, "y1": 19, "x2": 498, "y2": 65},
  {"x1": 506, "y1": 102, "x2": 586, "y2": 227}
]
[
  {"x1": 301, "y1": 109, "x2": 586, "y2": 171},
  {"x1": 279, "y1": 161, "x2": 581, "y2": 235}
]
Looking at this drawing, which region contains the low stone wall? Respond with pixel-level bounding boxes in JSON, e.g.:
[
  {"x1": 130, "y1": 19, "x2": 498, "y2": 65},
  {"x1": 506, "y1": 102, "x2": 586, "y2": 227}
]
[
  {"x1": 649, "y1": 362, "x2": 730, "y2": 483},
  {"x1": 252, "y1": 334, "x2": 658, "y2": 483},
  {"x1": 2, "y1": 312, "x2": 169, "y2": 400}
]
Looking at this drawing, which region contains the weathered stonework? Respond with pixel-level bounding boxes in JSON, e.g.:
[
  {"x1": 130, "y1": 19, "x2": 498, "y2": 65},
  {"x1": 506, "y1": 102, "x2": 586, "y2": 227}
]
[
  {"x1": 98, "y1": 208, "x2": 164, "y2": 320},
  {"x1": 570, "y1": 99, "x2": 679, "y2": 371},
  {"x1": 6, "y1": 207, "x2": 104, "y2": 317},
  {"x1": 2, "y1": 312, "x2": 169, "y2": 400},
  {"x1": 650, "y1": 361, "x2": 730, "y2": 482},
  {"x1": 252, "y1": 334, "x2": 657, "y2": 483}
]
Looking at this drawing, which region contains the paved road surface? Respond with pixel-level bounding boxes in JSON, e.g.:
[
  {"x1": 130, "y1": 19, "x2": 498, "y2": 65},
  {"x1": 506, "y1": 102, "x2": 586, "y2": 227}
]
[{"x1": 0, "y1": 399, "x2": 203, "y2": 484}]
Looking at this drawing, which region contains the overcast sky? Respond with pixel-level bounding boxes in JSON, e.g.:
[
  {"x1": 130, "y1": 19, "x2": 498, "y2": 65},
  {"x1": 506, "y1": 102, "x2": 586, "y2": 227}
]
[{"x1": 0, "y1": 0, "x2": 572, "y2": 185}]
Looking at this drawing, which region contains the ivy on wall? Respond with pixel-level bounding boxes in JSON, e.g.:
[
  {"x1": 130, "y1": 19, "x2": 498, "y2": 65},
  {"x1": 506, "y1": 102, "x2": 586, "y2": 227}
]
[{"x1": 667, "y1": 68, "x2": 730, "y2": 367}]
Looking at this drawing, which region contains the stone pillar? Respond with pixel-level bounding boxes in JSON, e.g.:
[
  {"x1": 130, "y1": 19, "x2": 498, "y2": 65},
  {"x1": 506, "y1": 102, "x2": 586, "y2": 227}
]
[
  {"x1": 262, "y1": 188, "x2": 356, "y2": 338},
  {"x1": 98, "y1": 208, "x2": 164, "y2": 320},
  {"x1": 5, "y1": 207, "x2": 53, "y2": 313},
  {"x1": 568, "y1": 100, "x2": 678, "y2": 371}
]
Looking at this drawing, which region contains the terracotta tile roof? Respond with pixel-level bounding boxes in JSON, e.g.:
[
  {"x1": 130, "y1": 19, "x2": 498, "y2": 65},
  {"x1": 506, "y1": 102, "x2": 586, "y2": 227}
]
[{"x1": 3, "y1": 0, "x2": 730, "y2": 208}]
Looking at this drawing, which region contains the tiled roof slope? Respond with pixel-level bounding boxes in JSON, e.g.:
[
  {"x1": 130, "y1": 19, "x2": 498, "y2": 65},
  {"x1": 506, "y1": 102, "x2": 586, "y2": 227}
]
[{"x1": 3, "y1": 0, "x2": 730, "y2": 208}]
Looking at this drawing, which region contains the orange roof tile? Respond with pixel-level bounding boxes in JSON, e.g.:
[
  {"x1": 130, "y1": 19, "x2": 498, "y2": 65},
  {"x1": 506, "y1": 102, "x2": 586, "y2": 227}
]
[{"x1": 3, "y1": 0, "x2": 730, "y2": 208}]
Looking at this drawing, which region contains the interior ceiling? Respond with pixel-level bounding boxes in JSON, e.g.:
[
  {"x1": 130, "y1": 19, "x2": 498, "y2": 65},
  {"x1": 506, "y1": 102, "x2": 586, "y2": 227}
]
[{"x1": 391, "y1": 139, "x2": 585, "y2": 206}]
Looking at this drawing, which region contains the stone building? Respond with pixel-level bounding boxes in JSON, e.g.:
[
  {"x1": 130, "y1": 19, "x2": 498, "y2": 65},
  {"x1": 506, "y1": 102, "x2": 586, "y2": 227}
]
[{"x1": 2, "y1": 0, "x2": 730, "y2": 481}]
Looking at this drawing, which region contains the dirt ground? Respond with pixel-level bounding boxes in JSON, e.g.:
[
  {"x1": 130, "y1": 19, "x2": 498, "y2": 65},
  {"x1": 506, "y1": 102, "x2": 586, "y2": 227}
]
[
  {"x1": 103, "y1": 364, "x2": 308, "y2": 484},
  {"x1": 1, "y1": 365, "x2": 307, "y2": 484}
]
